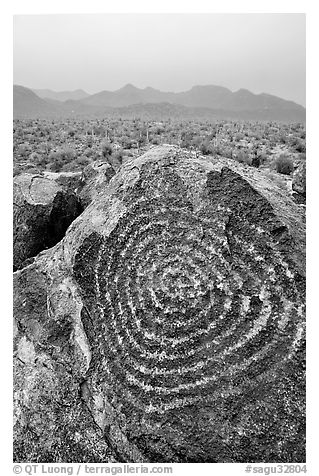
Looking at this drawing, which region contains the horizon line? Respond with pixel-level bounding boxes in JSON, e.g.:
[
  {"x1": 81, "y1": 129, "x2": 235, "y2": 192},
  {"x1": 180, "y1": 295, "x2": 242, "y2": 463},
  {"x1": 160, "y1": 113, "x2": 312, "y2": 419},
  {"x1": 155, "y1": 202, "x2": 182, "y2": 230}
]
[{"x1": 14, "y1": 83, "x2": 305, "y2": 108}]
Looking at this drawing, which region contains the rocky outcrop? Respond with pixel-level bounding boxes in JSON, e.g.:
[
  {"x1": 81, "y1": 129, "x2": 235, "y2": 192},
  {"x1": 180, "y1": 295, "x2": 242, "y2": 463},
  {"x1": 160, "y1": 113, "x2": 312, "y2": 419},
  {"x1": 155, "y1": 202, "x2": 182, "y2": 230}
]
[
  {"x1": 43, "y1": 171, "x2": 84, "y2": 195},
  {"x1": 78, "y1": 161, "x2": 116, "y2": 207},
  {"x1": 292, "y1": 162, "x2": 306, "y2": 204},
  {"x1": 41, "y1": 165, "x2": 116, "y2": 206},
  {"x1": 13, "y1": 261, "x2": 117, "y2": 462},
  {"x1": 13, "y1": 145, "x2": 306, "y2": 463},
  {"x1": 13, "y1": 174, "x2": 83, "y2": 270}
]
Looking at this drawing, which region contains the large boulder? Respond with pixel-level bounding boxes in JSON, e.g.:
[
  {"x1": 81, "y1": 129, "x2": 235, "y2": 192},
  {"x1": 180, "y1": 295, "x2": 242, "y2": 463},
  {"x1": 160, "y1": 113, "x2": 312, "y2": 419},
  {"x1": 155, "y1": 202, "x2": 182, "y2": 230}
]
[
  {"x1": 13, "y1": 174, "x2": 83, "y2": 270},
  {"x1": 78, "y1": 161, "x2": 116, "y2": 208},
  {"x1": 292, "y1": 161, "x2": 306, "y2": 203},
  {"x1": 13, "y1": 260, "x2": 117, "y2": 462},
  {"x1": 13, "y1": 145, "x2": 305, "y2": 463},
  {"x1": 41, "y1": 166, "x2": 116, "y2": 207},
  {"x1": 43, "y1": 170, "x2": 84, "y2": 195}
]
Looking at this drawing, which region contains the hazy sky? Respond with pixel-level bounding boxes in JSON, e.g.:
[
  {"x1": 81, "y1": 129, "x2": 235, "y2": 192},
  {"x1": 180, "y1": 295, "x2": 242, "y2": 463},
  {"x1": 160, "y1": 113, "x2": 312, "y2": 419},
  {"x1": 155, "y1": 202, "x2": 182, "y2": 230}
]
[{"x1": 13, "y1": 13, "x2": 306, "y2": 106}]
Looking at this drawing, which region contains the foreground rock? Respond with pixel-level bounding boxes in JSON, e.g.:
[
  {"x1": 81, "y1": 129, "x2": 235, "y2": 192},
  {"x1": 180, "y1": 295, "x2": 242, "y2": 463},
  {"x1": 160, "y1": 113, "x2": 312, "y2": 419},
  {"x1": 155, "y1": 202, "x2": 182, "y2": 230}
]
[
  {"x1": 292, "y1": 162, "x2": 306, "y2": 204},
  {"x1": 78, "y1": 161, "x2": 116, "y2": 207},
  {"x1": 13, "y1": 174, "x2": 83, "y2": 270},
  {"x1": 13, "y1": 145, "x2": 305, "y2": 463},
  {"x1": 41, "y1": 165, "x2": 116, "y2": 207},
  {"x1": 43, "y1": 170, "x2": 84, "y2": 195},
  {"x1": 13, "y1": 264, "x2": 117, "y2": 462}
]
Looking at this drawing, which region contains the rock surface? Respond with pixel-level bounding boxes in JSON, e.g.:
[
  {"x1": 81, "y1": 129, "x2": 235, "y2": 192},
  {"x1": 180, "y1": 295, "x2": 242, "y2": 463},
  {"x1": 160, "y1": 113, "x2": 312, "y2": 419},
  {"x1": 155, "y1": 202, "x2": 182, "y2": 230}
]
[
  {"x1": 43, "y1": 170, "x2": 84, "y2": 195},
  {"x1": 292, "y1": 162, "x2": 306, "y2": 204},
  {"x1": 13, "y1": 174, "x2": 83, "y2": 270},
  {"x1": 79, "y1": 161, "x2": 116, "y2": 208},
  {"x1": 13, "y1": 145, "x2": 305, "y2": 463}
]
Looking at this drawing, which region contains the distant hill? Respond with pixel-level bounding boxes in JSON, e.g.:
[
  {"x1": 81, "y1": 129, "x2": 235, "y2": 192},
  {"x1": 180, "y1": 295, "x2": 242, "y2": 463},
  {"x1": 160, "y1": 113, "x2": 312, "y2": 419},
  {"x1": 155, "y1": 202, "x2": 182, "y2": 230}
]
[
  {"x1": 13, "y1": 84, "x2": 306, "y2": 122},
  {"x1": 80, "y1": 84, "x2": 305, "y2": 113},
  {"x1": 13, "y1": 85, "x2": 61, "y2": 117},
  {"x1": 32, "y1": 88, "x2": 90, "y2": 102}
]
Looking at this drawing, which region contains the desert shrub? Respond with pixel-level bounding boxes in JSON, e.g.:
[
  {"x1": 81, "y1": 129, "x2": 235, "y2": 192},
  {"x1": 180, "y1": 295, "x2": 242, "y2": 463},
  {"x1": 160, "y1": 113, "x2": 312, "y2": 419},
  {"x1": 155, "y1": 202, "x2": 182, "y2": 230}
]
[
  {"x1": 61, "y1": 156, "x2": 90, "y2": 172},
  {"x1": 48, "y1": 157, "x2": 64, "y2": 172},
  {"x1": 86, "y1": 136, "x2": 93, "y2": 147},
  {"x1": 191, "y1": 137, "x2": 201, "y2": 148},
  {"x1": 121, "y1": 137, "x2": 134, "y2": 149},
  {"x1": 60, "y1": 146, "x2": 75, "y2": 161},
  {"x1": 17, "y1": 143, "x2": 31, "y2": 157},
  {"x1": 209, "y1": 145, "x2": 222, "y2": 156},
  {"x1": 155, "y1": 125, "x2": 165, "y2": 134},
  {"x1": 181, "y1": 139, "x2": 192, "y2": 149},
  {"x1": 24, "y1": 166, "x2": 42, "y2": 175},
  {"x1": 181, "y1": 131, "x2": 194, "y2": 149},
  {"x1": 279, "y1": 134, "x2": 287, "y2": 144},
  {"x1": 200, "y1": 141, "x2": 213, "y2": 156},
  {"x1": 220, "y1": 147, "x2": 233, "y2": 159},
  {"x1": 275, "y1": 154, "x2": 294, "y2": 175},
  {"x1": 113, "y1": 149, "x2": 124, "y2": 164},
  {"x1": 48, "y1": 146, "x2": 75, "y2": 172},
  {"x1": 68, "y1": 128, "x2": 76, "y2": 138},
  {"x1": 101, "y1": 140, "x2": 113, "y2": 158},
  {"x1": 259, "y1": 152, "x2": 268, "y2": 164},
  {"x1": 29, "y1": 152, "x2": 42, "y2": 165},
  {"x1": 136, "y1": 132, "x2": 147, "y2": 147},
  {"x1": 236, "y1": 151, "x2": 252, "y2": 165},
  {"x1": 60, "y1": 162, "x2": 75, "y2": 172},
  {"x1": 294, "y1": 140, "x2": 306, "y2": 153},
  {"x1": 93, "y1": 125, "x2": 106, "y2": 137},
  {"x1": 207, "y1": 131, "x2": 217, "y2": 140},
  {"x1": 299, "y1": 130, "x2": 306, "y2": 139},
  {"x1": 74, "y1": 156, "x2": 90, "y2": 167},
  {"x1": 84, "y1": 148, "x2": 93, "y2": 157}
]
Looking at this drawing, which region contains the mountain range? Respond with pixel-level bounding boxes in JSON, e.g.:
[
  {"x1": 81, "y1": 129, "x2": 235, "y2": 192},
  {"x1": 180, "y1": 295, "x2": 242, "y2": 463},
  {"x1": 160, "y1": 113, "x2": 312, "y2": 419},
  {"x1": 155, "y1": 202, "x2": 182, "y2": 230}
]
[
  {"x1": 13, "y1": 84, "x2": 306, "y2": 122},
  {"x1": 32, "y1": 88, "x2": 90, "y2": 102}
]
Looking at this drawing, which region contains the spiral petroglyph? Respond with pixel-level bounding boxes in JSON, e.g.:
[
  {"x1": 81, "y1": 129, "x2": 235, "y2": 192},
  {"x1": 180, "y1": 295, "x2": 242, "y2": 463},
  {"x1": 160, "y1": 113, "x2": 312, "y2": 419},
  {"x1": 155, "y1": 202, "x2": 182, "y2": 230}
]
[
  {"x1": 71, "y1": 146, "x2": 305, "y2": 462},
  {"x1": 11, "y1": 147, "x2": 305, "y2": 463}
]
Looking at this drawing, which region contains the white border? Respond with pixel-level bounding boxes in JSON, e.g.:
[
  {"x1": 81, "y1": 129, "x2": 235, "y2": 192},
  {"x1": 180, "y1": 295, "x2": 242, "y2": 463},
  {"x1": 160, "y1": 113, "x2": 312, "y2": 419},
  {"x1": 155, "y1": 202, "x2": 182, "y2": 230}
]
[{"x1": 2, "y1": 2, "x2": 317, "y2": 474}]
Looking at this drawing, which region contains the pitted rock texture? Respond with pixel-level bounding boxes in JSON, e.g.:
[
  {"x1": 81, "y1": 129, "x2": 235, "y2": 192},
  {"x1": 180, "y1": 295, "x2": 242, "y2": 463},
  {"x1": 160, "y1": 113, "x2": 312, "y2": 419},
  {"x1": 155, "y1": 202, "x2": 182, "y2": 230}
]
[
  {"x1": 13, "y1": 260, "x2": 117, "y2": 463},
  {"x1": 292, "y1": 162, "x2": 306, "y2": 204},
  {"x1": 13, "y1": 174, "x2": 83, "y2": 270},
  {"x1": 79, "y1": 161, "x2": 116, "y2": 208},
  {"x1": 43, "y1": 170, "x2": 84, "y2": 195},
  {"x1": 13, "y1": 146, "x2": 305, "y2": 463}
]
